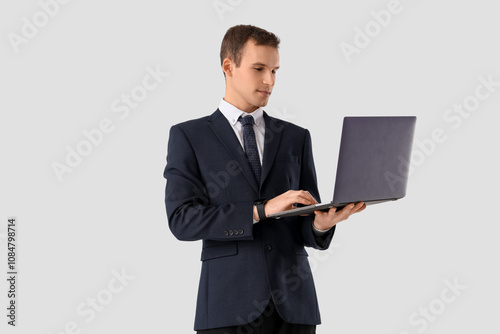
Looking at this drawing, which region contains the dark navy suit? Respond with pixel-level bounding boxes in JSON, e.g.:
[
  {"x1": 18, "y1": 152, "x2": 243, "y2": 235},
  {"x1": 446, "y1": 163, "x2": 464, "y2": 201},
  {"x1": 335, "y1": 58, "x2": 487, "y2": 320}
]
[{"x1": 164, "y1": 109, "x2": 335, "y2": 331}]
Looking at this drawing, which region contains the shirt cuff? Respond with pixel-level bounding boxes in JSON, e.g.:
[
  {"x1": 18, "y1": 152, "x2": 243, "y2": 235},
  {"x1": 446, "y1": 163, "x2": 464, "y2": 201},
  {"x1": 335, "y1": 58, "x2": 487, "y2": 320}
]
[{"x1": 312, "y1": 223, "x2": 332, "y2": 236}]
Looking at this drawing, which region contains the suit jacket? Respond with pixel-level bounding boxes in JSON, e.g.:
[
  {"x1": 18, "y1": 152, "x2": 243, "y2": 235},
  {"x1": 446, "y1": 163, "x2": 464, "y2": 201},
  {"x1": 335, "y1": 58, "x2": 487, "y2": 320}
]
[{"x1": 164, "y1": 109, "x2": 335, "y2": 330}]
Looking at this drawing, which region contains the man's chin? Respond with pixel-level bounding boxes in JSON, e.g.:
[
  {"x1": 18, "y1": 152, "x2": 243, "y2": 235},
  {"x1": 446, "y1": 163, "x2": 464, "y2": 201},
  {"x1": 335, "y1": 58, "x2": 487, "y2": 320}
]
[
  {"x1": 256, "y1": 98, "x2": 270, "y2": 107},
  {"x1": 245, "y1": 96, "x2": 270, "y2": 110}
]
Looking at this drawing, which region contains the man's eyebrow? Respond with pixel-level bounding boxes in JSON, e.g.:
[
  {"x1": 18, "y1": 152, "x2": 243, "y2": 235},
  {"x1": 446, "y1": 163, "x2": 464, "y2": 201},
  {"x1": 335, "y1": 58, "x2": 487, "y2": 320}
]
[{"x1": 251, "y1": 62, "x2": 280, "y2": 69}]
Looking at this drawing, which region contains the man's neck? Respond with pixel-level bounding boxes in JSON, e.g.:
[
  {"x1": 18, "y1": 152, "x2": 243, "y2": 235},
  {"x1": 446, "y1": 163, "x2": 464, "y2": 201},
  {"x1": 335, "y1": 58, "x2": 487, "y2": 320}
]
[{"x1": 223, "y1": 96, "x2": 258, "y2": 114}]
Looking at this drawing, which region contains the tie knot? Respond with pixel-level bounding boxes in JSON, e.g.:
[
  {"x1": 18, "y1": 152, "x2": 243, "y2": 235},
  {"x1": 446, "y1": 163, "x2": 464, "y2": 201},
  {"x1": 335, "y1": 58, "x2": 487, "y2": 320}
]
[{"x1": 238, "y1": 115, "x2": 254, "y2": 126}]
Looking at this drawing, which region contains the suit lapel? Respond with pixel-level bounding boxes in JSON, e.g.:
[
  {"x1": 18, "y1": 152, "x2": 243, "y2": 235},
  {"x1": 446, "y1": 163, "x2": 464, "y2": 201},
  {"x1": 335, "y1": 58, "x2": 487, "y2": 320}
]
[
  {"x1": 208, "y1": 110, "x2": 260, "y2": 194},
  {"x1": 260, "y1": 112, "x2": 283, "y2": 187}
]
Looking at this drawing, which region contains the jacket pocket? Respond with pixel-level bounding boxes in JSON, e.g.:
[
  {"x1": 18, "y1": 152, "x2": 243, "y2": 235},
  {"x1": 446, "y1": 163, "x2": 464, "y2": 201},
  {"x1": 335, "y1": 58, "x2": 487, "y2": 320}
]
[{"x1": 201, "y1": 242, "x2": 238, "y2": 261}]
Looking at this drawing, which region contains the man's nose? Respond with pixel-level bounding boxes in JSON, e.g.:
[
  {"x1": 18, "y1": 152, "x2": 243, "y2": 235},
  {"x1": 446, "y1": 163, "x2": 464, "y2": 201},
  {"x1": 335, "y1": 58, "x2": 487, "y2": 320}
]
[{"x1": 263, "y1": 70, "x2": 275, "y2": 86}]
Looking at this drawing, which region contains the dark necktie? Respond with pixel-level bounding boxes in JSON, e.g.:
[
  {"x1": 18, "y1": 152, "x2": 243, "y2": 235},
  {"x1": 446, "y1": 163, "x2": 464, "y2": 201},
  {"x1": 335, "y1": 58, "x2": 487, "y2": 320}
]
[{"x1": 239, "y1": 116, "x2": 261, "y2": 183}]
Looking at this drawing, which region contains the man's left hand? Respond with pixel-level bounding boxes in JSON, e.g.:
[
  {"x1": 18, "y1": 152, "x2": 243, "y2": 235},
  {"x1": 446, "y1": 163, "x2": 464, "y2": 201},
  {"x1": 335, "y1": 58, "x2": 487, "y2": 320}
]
[{"x1": 313, "y1": 202, "x2": 366, "y2": 231}]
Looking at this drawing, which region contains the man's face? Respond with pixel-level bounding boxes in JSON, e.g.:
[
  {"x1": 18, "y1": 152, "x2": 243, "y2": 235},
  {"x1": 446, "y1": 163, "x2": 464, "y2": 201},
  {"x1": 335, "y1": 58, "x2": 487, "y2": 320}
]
[{"x1": 224, "y1": 39, "x2": 280, "y2": 113}]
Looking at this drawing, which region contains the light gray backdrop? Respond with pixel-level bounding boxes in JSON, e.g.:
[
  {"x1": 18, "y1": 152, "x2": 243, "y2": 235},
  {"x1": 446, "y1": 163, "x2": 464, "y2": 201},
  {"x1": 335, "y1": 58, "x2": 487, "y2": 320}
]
[{"x1": 1, "y1": 0, "x2": 499, "y2": 333}]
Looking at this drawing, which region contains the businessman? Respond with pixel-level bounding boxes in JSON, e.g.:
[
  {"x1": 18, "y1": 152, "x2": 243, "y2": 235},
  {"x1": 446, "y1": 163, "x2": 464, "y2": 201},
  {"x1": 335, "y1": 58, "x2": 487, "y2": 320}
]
[{"x1": 164, "y1": 24, "x2": 366, "y2": 333}]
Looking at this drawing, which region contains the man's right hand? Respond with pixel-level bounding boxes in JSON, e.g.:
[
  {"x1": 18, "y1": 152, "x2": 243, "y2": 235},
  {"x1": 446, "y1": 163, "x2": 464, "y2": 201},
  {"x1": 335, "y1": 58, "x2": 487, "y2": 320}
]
[{"x1": 253, "y1": 190, "x2": 318, "y2": 221}]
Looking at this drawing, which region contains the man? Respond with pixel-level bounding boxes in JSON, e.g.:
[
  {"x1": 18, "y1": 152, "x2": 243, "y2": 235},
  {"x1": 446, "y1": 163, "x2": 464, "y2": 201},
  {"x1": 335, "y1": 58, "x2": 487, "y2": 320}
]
[{"x1": 164, "y1": 24, "x2": 365, "y2": 333}]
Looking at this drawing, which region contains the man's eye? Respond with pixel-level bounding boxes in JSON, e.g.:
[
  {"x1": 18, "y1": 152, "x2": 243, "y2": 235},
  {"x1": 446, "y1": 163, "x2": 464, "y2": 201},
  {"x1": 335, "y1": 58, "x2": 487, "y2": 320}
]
[{"x1": 255, "y1": 68, "x2": 263, "y2": 71}]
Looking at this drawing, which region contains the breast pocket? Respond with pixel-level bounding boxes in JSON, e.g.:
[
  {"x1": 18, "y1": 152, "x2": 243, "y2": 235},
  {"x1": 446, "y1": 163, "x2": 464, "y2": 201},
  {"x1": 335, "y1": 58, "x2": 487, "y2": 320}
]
[{"x1": 272, "y1": 157, "x2": 301, "y2": 190}]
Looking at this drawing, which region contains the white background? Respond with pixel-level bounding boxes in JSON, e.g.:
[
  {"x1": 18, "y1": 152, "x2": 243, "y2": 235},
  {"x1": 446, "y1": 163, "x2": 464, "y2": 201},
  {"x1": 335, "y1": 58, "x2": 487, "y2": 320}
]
[{"x1": 1, "y1": 0, "x2": 499, "y2": 333}]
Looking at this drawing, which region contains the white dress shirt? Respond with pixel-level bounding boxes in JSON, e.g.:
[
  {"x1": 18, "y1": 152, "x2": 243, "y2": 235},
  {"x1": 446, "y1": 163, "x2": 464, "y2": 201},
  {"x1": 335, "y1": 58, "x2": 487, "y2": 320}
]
[{"x1": 218, "y1": 98, "x2": 265, "y2": 163}]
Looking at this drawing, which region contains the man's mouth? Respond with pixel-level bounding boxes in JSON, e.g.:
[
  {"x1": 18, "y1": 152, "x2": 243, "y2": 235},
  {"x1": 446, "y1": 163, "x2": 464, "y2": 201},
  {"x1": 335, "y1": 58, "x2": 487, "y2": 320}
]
[{"x1": 257, "y1": 90, "x2": 271, "y2": 97}]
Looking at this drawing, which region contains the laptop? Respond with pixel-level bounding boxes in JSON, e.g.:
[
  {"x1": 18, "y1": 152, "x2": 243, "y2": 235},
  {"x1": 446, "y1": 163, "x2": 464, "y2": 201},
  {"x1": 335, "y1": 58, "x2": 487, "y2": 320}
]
[{"x1": 267, "y1": 116, "x2": 417, "y2": 219}]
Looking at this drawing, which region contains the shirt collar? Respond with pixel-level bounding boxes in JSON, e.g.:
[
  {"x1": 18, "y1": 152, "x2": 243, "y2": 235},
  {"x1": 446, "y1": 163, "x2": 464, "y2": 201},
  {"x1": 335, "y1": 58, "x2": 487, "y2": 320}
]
[{"x1": 218, "y1": 98, "x2": 264, "y2": 126}]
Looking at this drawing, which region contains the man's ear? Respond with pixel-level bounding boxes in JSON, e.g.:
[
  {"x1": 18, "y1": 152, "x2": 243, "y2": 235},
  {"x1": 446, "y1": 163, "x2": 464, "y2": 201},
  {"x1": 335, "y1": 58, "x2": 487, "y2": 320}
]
[{"x1": 222, "y1": 58, "x2": 233, "y2": 77}]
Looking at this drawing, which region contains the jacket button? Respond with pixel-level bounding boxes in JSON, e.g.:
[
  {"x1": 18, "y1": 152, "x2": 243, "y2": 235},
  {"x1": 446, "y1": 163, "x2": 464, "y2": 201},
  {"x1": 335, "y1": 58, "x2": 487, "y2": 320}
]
[
  {"x1": 224, "y1": 230, "x2": 229, "y2": 236},
  {"x1": 238, "y1": 229, "x2": 244, "y2": 235},
  {"x1": 229, "y1": 230, "x2": 234, "y2": 236},
  {"x1": 233, "y1": 229, "x2": 239, "y2": 235},
  {"x1": 265, "y1": 244, "x2": 272, "y2": 252}
]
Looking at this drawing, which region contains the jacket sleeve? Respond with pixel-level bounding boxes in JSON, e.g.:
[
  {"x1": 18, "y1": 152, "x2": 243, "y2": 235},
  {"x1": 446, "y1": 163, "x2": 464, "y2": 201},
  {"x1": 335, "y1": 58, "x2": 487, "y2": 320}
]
[
  {"x1": 164, "y1": 125, "x2": 255, "y2": 242},
  {"x1": 298, "y1": 129, "x2": 336, "y2": 250}
]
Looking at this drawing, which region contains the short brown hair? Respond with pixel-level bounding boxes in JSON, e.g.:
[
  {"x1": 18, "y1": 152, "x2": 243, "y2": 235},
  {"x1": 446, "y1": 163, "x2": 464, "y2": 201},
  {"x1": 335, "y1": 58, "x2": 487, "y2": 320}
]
[{"x1": 220, "y1": 25, "x2": 280, "y2": 69}]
